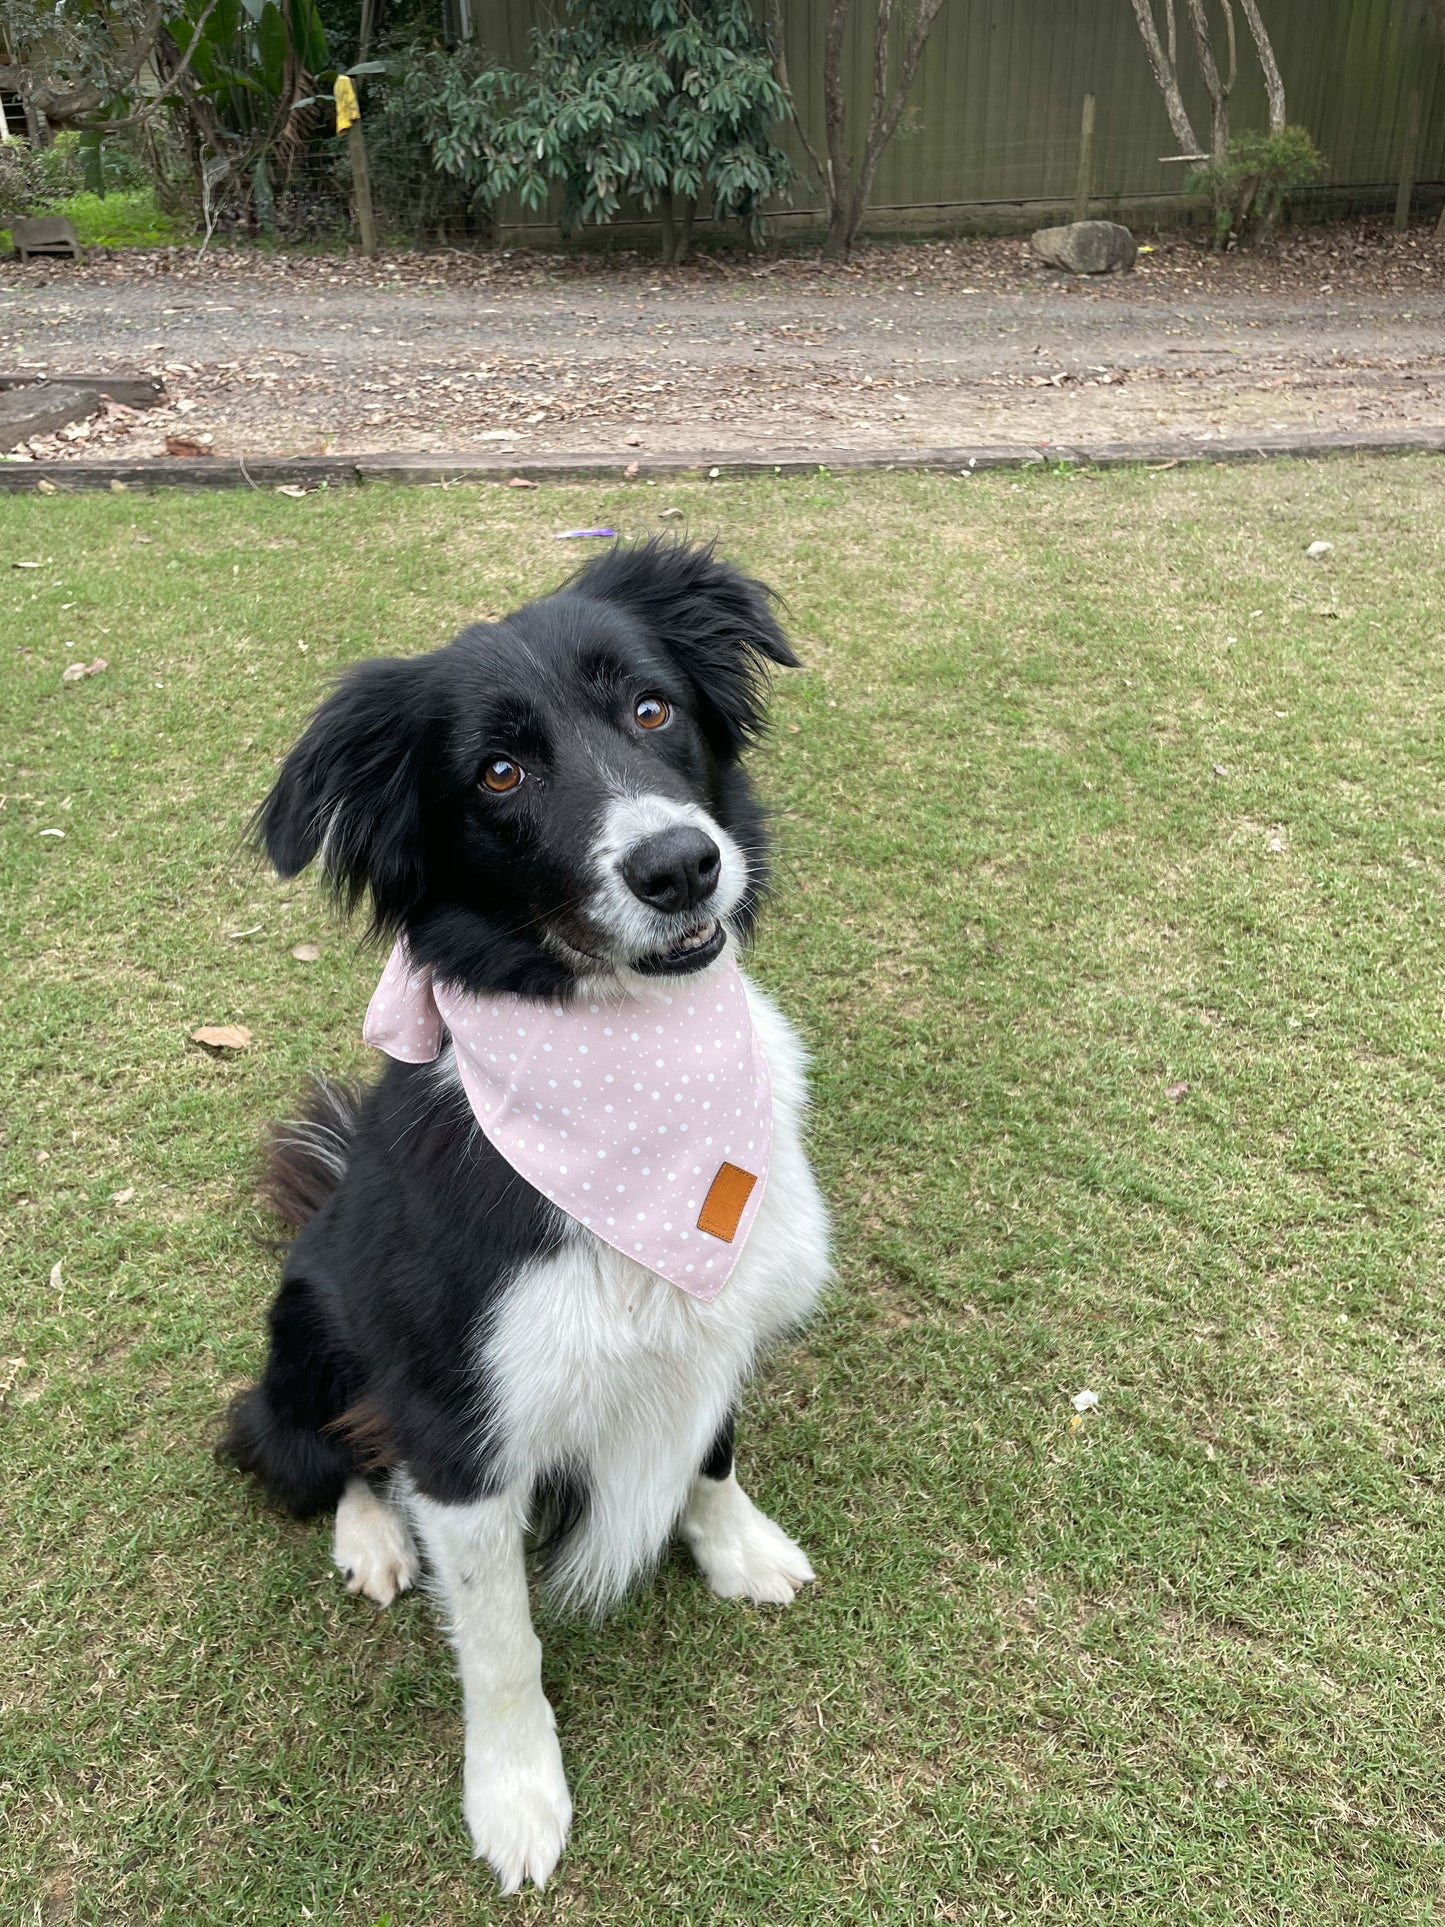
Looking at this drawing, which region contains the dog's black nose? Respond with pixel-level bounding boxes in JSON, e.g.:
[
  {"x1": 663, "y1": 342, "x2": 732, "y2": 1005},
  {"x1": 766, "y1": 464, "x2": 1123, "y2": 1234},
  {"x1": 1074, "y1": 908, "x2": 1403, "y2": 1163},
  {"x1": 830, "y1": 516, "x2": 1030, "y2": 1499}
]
[{"x1": 621, "y1": 827, "x2": 721, "y2": 915}]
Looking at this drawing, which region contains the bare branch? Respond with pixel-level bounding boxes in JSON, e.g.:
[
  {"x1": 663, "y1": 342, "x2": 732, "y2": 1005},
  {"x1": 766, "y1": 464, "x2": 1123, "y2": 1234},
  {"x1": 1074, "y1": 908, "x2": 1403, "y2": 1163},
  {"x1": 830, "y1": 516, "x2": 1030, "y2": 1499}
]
[
  {"x1": 1127, "y1": 0, "x2": 1200, "y2": 153},
  {"x1": 1183, "y1": 0, "x2": 1229, "y2": 154},
  {"x1": 862, "y1": 0, "x2": 945, "y2": 178},
  {"x1": 764, "y1": 0, "x2": 826, "y2": 185},
  {"x1": 1220, "y1": 0, "x2": 1236, "y2": 95},
  {"x1": 870, "y1": 0, "x2": 896, "y2": 160},
  {"x1": 1238, "y1": 0, "x2": 1287, "y2": 132},
  {"x1": 814, "y1": 0, "x2": 946, "y2": 258}
]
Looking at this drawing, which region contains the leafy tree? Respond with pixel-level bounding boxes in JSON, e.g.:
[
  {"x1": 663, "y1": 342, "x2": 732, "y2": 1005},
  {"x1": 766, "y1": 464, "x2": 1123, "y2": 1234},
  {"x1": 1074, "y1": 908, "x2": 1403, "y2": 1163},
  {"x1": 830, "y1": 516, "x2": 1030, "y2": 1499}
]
[{"x1": 398, "y1": 0, "x2": 792, "y2": 263}]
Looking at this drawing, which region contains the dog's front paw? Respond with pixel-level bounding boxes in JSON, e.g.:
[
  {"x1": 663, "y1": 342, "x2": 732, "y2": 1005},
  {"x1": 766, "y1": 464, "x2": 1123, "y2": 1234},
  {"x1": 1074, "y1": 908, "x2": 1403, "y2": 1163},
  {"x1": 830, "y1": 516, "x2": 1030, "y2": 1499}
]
[
  {"x1": 332, "y1": 1479, "x2": 420, "y2": 1608},
  {"x1": 464, "y1": 1698, "x2": 572, "y2": 1894},
  {"x1": 682, "y1": 1473, "x2": 816, "y2": 1606}
]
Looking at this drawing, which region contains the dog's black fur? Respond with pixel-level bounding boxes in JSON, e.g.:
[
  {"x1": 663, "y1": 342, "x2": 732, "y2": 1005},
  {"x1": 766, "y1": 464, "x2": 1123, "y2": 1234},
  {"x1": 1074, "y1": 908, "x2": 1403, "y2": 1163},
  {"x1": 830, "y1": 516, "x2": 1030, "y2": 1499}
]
[{"x1": 221, "y1": 540, "x2": 796, "y2": 1522}]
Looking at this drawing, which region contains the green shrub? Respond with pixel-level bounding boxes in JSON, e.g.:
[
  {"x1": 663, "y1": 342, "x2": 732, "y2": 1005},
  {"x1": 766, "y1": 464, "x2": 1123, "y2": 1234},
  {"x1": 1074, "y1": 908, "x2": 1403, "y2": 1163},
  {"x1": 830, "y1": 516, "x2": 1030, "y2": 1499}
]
[
  {"x1": 399, "y1": 0, "x2": 793, "y2": 261},
  {"x1": 1191, "y1": 125, "x2": 1325, "y2": 246},
  {"x1": 1, "y1": 187, "x2": 185, "y2": 253}
]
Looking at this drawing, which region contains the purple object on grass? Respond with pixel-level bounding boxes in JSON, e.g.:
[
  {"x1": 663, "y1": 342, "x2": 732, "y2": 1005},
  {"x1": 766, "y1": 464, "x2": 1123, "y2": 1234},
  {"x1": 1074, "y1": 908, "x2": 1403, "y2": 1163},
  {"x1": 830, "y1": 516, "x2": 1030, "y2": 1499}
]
[{"x1": 554, "y1": 528, "x2": 617, "y2": 540}]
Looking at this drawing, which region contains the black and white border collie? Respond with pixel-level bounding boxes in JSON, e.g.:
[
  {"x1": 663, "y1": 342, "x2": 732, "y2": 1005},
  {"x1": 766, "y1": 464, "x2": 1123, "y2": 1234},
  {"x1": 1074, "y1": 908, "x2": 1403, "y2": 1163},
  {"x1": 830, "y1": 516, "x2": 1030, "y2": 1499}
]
[{"x1": 221, "y1": 540, "x2": 831, "y2": 1892}]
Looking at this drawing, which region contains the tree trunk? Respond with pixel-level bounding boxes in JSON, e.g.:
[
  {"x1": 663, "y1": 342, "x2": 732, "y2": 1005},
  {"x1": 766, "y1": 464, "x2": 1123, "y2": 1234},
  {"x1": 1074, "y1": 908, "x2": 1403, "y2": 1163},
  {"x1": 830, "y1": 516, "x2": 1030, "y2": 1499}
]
[
  {"x1": 819, "y1": 0, "x2": 849, "y2": 255},
  {"x1": 673, "y1": 194, "x2": 695, "y2": 264},
  {"x1": 659, "y1": 188, "x2": 675, "y2": 262},
  {"x1": 1238, "y1": 0, "x2": 1286, "y2": 132},
  {"x1": 21, "y1": 93, "x2": 49, "y2": 146},
  {"x1": 819, "y1": 0, "x2": 946, "y2": 259},
  {"x1": 1127, "y1": 0, "x2": 1200, "y2": 153}
]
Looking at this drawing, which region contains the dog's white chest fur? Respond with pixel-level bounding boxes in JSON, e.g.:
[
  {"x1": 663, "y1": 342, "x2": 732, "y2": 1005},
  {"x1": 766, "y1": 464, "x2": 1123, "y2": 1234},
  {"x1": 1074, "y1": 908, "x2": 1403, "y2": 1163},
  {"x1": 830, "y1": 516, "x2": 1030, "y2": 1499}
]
[{"x1": 476, "y1": 972, "x2": 830, "y2": 1611}]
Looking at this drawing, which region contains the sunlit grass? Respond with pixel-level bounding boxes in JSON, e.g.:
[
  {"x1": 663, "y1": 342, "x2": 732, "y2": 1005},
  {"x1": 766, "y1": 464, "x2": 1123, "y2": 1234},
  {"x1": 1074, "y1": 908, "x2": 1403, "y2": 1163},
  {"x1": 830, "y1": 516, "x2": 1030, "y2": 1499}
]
[{"x1": 4, "y1": 459, "x2": 1444, "y2": 1925}]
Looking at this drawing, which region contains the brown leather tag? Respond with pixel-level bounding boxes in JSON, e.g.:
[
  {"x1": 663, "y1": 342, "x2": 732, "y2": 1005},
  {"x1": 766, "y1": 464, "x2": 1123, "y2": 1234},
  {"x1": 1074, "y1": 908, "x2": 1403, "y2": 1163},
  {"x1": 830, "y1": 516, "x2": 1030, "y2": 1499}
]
[{"x1": 697, "y1": 1161, "x2": 758, "y2": 1242}]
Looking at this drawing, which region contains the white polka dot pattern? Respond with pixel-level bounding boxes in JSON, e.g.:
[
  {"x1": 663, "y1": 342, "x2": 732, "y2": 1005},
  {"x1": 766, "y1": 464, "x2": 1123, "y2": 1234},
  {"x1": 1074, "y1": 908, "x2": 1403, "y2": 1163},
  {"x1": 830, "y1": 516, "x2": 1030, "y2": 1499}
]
[{"x1": 362, "y1": 942, "x2": 773, "y2": 1301}]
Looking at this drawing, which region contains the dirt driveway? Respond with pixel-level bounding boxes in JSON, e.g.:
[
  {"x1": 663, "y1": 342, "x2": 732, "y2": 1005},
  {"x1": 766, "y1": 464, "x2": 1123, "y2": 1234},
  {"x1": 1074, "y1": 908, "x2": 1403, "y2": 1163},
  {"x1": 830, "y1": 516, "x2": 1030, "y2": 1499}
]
[{"x1": 2, "y1": 221, "x2": 1443, "y2": 461}]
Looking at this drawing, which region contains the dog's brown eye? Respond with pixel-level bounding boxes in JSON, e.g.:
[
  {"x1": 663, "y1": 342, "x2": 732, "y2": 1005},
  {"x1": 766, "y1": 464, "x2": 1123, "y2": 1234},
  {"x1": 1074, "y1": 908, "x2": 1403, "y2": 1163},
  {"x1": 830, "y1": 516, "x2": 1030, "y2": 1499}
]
[
  {"x1": 634, "y1": 697, "x2": 670, "y2": 730},
  {"x1": 480, "y1": 758, "x2": 524, "y2": 794}
]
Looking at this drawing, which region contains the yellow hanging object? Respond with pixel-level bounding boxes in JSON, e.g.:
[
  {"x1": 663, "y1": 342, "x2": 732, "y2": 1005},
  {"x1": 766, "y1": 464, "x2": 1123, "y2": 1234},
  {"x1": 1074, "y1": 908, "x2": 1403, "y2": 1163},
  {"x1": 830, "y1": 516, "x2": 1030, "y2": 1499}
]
[{"x1": 334, "y1": 75, "x2": 360, "y2": 135}]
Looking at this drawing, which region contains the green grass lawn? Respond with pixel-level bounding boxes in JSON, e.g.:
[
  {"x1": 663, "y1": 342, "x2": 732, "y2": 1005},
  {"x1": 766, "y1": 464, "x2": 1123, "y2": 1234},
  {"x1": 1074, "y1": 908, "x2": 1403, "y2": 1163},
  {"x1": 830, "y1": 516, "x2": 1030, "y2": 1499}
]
[{"x1": 4, "y1": 460, "x2": 1445, "y2": 1925}]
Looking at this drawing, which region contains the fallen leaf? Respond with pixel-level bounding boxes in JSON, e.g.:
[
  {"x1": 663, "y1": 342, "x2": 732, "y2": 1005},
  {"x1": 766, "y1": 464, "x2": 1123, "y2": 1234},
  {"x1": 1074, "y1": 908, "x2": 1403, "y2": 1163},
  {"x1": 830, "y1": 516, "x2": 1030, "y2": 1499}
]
[
  {"x1": 61, "y1": 657, "x2": 107, "y2": 684},
  {"x1": 36, "y1": 479, "x2": 58, "y2": 495},
  {"x1": 507, "y1": 476, "x2": 538, "y2": 489},
  {"x1": 49, "y1": 1261, "x2": 63, "y2": 1292},
  {"x1": 39, "y1": 828, "x2": 65, "y2": 838},
  {"x1": 275, "y1": 484, "x2": 309, "y2": 499},
  {"x1": 165, "y1": 434, "x2": 215, "y2": 458},
  {"x1": 111, "y1": 1186, "x2": 135, "y2": 1205},
  {"x1": 624, "y1": 461, "x2": 639, "y2": 479},
  {"x1": 1166, "y1": 1081, "x2": 1191, "y2": 1101},
  {"x1": 291, "y1": 942, "x2": 321, "y2": 962},
  {"x1": 1212, "y1": 763, "x2": 1227, "y2": 777},
  {"x1": 1304, "y1": 540, "x2": 1333, "y2": 559},
  {"x1": 190, "y1": 1024, "x2": 253, "y2": 1052},
  {"x1": 12, "y1": 560, "x2": 42, "y2": 570},
  {"x1": 1071, "y1": 1389, "x2": 1100, "y2": 1413},
  {"x1": 109, "y1": 479, "x2": 129, "y2": 494},
  {"x1": 658, "y1": 506, "x2": 684, "y2": 521},
  {"x1": 226, "y1": 924, "x2": 263, "y2": 940}
]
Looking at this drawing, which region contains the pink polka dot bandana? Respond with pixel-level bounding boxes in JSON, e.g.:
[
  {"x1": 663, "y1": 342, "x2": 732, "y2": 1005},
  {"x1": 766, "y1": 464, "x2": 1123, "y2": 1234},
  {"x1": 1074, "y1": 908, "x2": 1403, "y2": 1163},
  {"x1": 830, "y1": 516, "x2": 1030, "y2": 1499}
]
[{"x1": 363, "y1": 943, "x2": 773, "y2": 1302}]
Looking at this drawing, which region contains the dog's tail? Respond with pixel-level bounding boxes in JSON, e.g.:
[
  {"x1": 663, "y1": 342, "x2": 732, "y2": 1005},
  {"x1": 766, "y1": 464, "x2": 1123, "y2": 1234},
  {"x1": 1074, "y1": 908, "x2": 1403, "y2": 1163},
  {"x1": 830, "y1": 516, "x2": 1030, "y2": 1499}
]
[
  {"x1": 259, "y1": 1076, "x2": 361, "y2": 1232},
  {"x1": 218, "y1": 1078, "x2": 367, "y2": 1517}
]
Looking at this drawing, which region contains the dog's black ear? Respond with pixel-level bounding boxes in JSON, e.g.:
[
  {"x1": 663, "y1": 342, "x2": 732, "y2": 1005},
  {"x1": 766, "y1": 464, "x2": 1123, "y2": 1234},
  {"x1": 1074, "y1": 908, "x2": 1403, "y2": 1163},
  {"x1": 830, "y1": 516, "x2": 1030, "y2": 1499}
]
[
  {"x1": 567, "y1": 538, "x2": 798, "y2": 751},
  {"x1": 252, "y1": 655, "x2": 440, "y2": 929}
]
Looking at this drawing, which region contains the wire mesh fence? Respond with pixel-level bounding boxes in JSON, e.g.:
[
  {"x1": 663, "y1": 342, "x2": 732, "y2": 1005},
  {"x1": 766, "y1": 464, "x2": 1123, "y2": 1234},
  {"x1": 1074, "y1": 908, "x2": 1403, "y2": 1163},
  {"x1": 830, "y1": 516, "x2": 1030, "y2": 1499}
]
[{"x1": 193, "y1": 118, "x2": 491, "y2": 247}]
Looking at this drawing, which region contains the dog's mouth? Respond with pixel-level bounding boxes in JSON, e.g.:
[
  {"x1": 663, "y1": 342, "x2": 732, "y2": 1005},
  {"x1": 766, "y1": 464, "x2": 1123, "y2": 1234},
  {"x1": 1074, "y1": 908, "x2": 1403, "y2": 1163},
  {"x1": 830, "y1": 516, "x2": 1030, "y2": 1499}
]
[{"x1": 632, "y1": 917, "x2": 727, "y2": 978}]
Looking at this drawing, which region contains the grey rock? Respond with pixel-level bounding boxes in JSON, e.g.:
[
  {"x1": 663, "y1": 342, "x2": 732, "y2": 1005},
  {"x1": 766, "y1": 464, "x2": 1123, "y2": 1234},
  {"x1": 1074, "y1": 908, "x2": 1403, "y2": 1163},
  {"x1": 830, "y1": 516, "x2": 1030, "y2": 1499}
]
[
  {"x1": 1030, "y1": 220, "x2": 1137, "y2": 275},
  {"x1": 10, "y1": 215, "x2": 83, "y2": 263}
]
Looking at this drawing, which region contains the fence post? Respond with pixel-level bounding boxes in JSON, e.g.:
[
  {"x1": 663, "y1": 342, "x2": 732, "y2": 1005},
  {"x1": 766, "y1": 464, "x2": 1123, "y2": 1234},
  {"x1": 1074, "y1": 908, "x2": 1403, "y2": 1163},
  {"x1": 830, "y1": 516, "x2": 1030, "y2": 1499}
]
[
  {"x1": 348, "y1": 118, "x2": 378, "y2": 257},
  {"x1": 1074, "y1": 93, "x2": 1096, "y2": 224},
  {"x1": 1395, "y1": 88, "x2": 1420, "y2": 231}
]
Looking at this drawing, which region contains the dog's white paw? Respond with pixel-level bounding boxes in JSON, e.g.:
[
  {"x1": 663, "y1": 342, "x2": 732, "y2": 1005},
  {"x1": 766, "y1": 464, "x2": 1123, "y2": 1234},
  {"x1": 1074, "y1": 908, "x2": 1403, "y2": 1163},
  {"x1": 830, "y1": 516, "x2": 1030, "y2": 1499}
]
[
  {"x1": 682, "y1": 1472, "x2": 816, "y2": 1606},
  {"x1": 464, "y1": 1699, "x2": 572, "y2": 1895},
  {"x1": 332, "y1": 1479, "x2": 420, "y2": 1608}
]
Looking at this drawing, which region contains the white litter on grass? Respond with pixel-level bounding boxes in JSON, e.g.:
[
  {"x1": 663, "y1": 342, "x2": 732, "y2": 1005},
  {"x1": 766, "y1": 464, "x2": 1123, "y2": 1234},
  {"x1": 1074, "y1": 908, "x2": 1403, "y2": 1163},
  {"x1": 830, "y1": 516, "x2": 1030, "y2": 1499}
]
[
  {"x1": 1305, "y1": 541, "x2": 1334, "y2": 559},
  {"x1": 1071, "y1": 1389, "x2": 1100, "y2": 1413}
]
